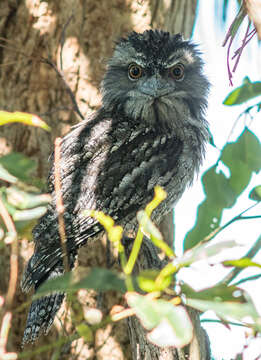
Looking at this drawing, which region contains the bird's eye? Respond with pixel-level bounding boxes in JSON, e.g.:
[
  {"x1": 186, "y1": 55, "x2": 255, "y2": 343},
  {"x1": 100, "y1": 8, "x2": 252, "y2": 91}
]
[
  {"x1": 169, "y1": 63, "x2": 185, "y2": 81},
  {"x1": 128, "y1": 64, "x2": 143, "y2": 80}
]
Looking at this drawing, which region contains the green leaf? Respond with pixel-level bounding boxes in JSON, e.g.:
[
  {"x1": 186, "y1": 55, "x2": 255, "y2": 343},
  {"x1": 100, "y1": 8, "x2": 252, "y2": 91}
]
[
  {"x1": 0, "y1": 152, "x2": 36, "y2": 182},
  {"x1": 0, "y1": 164, "x2": 17, "y2": 183},
  {"x1": 202, "y1": 166, "x2": 235, "y2": 208},
  {"x1": 6, "y1": 186, "x2": 51, "y2": 209},
  {"x1": 223, "y1": 77, "x2": 261, "y2": 105},
  {"x1": 223, "y1": 258, "x2": 261, "y2": 269},
  {"x1": 126, "y1": 293, "x2": 162, "y2": 330},
  {"x1": 187, "y1": 298, "x2": 260, "y2": 331},
  {"x1": 184, "y1": 166, "x2": 234, "y2": 250},
  {"x1": 221, "y1": 129, "x2": 261, "y2": 182},
  {"x1": 147, "y1": 304, "x2": 192, "y2": 348},
  {"x1": 0, "y1": 110, "x2": 50, "y2": 131},
  {"x1": 76, "y1": 323, "x2": 93, "y2": 342},
  {"x1": 126, "y1": 293, "x2": 193, "y2": 347},
  {"x1": 249, "y1": 185, "x2": 261, "y2": 201},
  {"x1": 137, "y1": 270, "x2": 172, "y2": 292},
  {"x1": 178, "y1": 241, "x2": 238, "y2": 267},
  {"x1": 182, "y1": 283, "x2": 246, "y2": 303},
  {"x1": 35, "y1": 267, "x2": 126, "y2": 297},
  {"x1": 184, "y1": 128, "x2": 261, "y2": 251},
  {"x1": 0, "y1": 190, "x2": 17, "y2": 216},
  {"x1": 12, "y1": 206, "x2": 47, "y2": 221}
]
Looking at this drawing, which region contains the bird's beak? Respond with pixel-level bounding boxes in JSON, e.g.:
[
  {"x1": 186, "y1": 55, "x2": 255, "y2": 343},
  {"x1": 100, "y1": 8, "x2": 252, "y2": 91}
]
[{"x1": 139, "y1": 76, "x2": 173, "y2": 98}]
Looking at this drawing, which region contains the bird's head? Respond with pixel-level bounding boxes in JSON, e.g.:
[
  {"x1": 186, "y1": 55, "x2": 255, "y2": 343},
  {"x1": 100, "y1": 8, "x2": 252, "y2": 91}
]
[{"x1": 101, "y1": 30, "x2": 210, "y2": 134}]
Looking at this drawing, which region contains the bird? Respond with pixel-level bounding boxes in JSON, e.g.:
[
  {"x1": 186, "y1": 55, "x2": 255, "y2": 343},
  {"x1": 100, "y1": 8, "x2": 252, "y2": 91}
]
[{"x1": 21, "y1": 29, "x2": 209, "y2": 344}]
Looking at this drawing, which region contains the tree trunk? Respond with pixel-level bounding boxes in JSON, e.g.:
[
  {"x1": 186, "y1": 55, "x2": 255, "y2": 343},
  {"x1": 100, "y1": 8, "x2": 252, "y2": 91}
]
[{"x1": 0, "y1": 1, "x2": 209, "y2": 359}]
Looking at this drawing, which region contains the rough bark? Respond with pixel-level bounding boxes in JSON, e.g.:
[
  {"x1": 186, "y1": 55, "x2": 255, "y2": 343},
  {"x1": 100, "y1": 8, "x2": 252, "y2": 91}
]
[{"x1": 0, "y1": 1, "x2": 209, "y2": 359}]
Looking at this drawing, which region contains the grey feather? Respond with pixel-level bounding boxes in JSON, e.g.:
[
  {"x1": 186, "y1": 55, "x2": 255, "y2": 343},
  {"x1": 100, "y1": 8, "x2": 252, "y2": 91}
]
[{"x1": 21, "y1": 29, "x2": 209, "y2": 344}]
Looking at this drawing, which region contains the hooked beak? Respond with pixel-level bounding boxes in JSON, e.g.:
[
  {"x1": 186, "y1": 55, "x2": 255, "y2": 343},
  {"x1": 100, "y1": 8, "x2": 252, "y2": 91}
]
[{"x1": 139, "y1": 76, "x2": 173, "y2": 98}]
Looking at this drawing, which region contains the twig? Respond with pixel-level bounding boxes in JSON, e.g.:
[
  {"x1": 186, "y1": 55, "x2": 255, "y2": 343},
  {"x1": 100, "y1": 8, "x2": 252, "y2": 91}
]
[
  {"x1": 0, "y1": 312, "x2": 17, "y2": 359},
  {"x1": 231, "y1": 28, "x2": 257, "y2": 59},
  {"x1": 201, "y1": 318, "x2": 248, "y2": 328},
  {"x1": 54, "y1": 137, "x2": 70, "y2": 273},
  {"x1": 203, "y1": 202, "x2": 260, "y2": 244},
  {"x1": 41, "y1": 57, "x2": 84, "y2": 120},
  {"x1": 221, "y1": 234, "x2": 261, "y2": 285},
  {"x1": 222, "y1": 5, "x2": 257, "y2": 86},
  {"x1": 232, "y1": 20, "x2": 251, "y2": 73},
  {"x1": 234, "y1": 273, "x2": 261, "y2": 286},
  {"x1": 0, "y1": 197, "x2": 18, "y2": 308}
]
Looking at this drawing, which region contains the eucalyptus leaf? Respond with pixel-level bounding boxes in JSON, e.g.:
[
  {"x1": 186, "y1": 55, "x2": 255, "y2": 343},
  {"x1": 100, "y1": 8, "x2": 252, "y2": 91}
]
[
  {"x1": 76, "y1": 323, "x2": 93, "y2": 342},
  {"x1": 126, "y1": 293, "x2": 193, "y2": 348},
  {"x1": 184, "y1": 128, "x2": 261, "y2": 251},
  {"x1": 181, "y1": 283, "x2": 246, "y2": 303},
  {"x1": 6, "y1": 186, "x2": 51, "y2": 209},
  {"x1": 223, "y1": 258, "x2": 261, "y2": 269},
  {"x1": 0, "y1": 152, "x2": 36, "y2": 182},
  {"x1": 0, "y1": 110, "x2": 50, "y2": 131},
  {"x1": 176, "y1": 241, "x2": 237, "y2": 267},
  {"x1": 223, "y1": 77, "x2": 261, "y2": 105},
  {"x1": 249, "y1": 185, "x2": 261, "y2": 201},
  {"x1": 187, "y1": 298, "x2": 260, "y2": 331},
  {"x1": 12, "y1": 206, "x2": 47, "y2": 221},
  {"x1": 147, "y1": 306, "x2": 193, "y2": 348},
  {"x1": 35, "y1": 267, "x2": 126, "y2": 298},
  {"x1": 0, "y1": 164, "x2": 17, "y2": 183},
  {"x1": 221, "y1": 129, "x2": 261, "y2": 181}
]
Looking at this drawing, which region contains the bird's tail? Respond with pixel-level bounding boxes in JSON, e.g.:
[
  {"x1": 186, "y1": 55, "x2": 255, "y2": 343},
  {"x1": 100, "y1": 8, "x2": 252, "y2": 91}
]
[
  {"x1": 21, "y1": 252, "x2": 72, "y2": 345},
  {"x1": 22, "y1": 291, "x2": 64, "y2": 345}
]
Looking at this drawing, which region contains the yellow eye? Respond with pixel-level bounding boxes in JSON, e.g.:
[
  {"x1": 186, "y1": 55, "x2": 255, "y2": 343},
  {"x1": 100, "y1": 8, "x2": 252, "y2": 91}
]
[
  {"x1": 128, "y1": 64, "x2": 143, "y2": 80},
  {"x1": 170, "y1": 63, "x2": 185, "y2": 80}
]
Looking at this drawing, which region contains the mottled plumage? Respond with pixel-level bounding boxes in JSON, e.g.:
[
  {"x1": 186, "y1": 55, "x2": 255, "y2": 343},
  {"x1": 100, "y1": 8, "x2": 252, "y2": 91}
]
[{"x1": 21, "y1": 30, "x2": 209, "y2": 344}]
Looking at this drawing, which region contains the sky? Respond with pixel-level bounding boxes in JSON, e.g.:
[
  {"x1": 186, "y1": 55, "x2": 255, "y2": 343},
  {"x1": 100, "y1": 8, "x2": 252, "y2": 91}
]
[{"x1": 174, "y1": 1, "x2": 261, "y2": 359}]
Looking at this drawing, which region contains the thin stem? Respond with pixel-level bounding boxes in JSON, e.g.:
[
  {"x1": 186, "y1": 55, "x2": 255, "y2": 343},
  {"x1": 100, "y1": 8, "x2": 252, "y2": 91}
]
[
  {"x1": 201, "y1": 318, "x2": 248, "y2": 328},
  {"x1": 203, "y1": 202, "x2": 260, "y2": 244},
  {"x1": 221, "y1": 234, "x2": 261, "y2": 285},
  {"x1": 234, "y1": 273, "x2": 261, "y2": 286},
  {"x1": 124, "y1": 228, "x2": 144, "y2": 275},
  {"x1": 0, "y1": 312, "x2": 12, "y2": 356},
  {"x1": 232, "y1": 20, "x2": 251, "y2": 73},
  {"x1": 0, "y1": 197, "x2": 18, "y2": 309},
  {"x1": 232, "y1": 28, "x2": 257, "y2": 59},
  {"x1": 124, "y1": 186, "x2": 167, "y2": 275},
  {"x1": 118, "y1": 244, "x2": 134, "y2": 291},
  {"x1": 40, "y1": 57, "x2": 84, "y2": 120}
]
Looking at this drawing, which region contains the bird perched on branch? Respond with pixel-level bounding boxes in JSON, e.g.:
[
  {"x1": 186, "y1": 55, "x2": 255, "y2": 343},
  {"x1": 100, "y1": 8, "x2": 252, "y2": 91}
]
[{"x1": 21, "y1": 29, "x2": 209, "y2": 344}]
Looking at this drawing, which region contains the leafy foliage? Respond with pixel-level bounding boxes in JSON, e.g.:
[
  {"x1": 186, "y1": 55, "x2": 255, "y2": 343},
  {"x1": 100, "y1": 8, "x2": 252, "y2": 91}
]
[
  {"x1": 35, "y1": 267, "x2": 126, "y2": 297},
  {"x1": 223, "y1": 77, "x2": 261, "y2": 105},
  {"x1": 126, "y1": 293, "x2": 193, "y2": 348},
  {"x1": 0, "y1": 110, "x2": 50, "y2": 131},
  {"x1": 184, "y1": 127, "x2": 261, "y2": 250}
]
